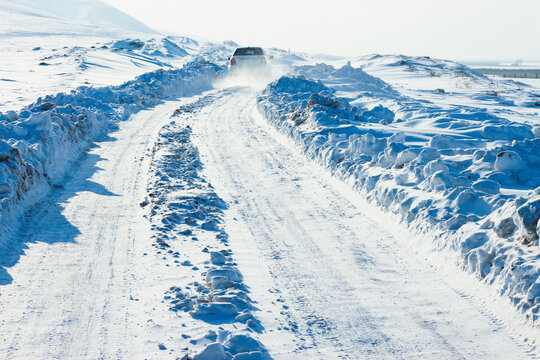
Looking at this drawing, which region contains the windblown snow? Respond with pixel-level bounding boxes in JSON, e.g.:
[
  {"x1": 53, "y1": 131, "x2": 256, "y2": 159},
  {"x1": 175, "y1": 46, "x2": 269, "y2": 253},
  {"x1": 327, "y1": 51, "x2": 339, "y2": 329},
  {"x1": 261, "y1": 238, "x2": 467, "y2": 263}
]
[{"x1": 0, "y1": 1, "x2": 539, "y2": 359}]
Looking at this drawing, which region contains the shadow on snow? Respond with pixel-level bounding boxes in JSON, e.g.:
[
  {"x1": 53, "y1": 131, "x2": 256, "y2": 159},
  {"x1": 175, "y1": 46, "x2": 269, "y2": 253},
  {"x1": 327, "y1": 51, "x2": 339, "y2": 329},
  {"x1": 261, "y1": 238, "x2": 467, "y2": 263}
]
[{"x1": 0, "y1": 136, "x2": 120, "y2": 286}]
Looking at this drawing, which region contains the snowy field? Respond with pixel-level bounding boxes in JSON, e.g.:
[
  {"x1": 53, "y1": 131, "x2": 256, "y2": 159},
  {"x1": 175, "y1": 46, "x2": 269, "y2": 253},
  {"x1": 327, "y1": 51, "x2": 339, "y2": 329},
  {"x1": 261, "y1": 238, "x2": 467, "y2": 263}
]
[{"x1": 0, "y1": 0, "x2": 539, "y2": 359}]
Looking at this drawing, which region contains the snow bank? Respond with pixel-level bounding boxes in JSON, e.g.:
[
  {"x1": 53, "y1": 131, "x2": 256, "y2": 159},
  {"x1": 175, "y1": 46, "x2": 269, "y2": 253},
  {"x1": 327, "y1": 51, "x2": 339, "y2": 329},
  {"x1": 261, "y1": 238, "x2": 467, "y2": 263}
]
[
  {"x1": 294, "y1": 61, "x2": 401, "y2": 102},
  {"x1": 110, "y1": 37, "x2": 189, "y2": 58},
  {"x1": 257, "y1": 66, "x2": 540, "y2": 324},
  {"x1": 0, "y1": 59, "x2": 222, "y2": 248},
  {"x1": 354, "y1": 53, "x2": 487, "y2": 79}
]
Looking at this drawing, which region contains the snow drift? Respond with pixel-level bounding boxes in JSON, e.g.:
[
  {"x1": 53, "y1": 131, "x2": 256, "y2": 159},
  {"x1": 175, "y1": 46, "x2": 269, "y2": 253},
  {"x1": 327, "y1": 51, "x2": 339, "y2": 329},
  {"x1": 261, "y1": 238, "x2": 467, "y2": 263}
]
[
  {"x1": 257, "y1": 63, "x2": 540, "y2": 324},
  {"x1": 0, "y1": 59, "x2": 223, "y2": 253}
]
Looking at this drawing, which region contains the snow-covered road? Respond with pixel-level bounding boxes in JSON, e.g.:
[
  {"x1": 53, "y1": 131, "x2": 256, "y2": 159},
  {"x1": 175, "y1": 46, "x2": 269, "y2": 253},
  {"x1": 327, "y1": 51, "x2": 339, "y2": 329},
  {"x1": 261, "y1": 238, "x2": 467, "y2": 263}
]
[
  {"x1": 191, "y1": 87, "x2": 537, "y2": 359},
  {"x1": 0, "y1": 86, "x2": 537, "y2": 359},
  {"x1": 0, "y1": 98, "x2": 199, "y2": 359}
]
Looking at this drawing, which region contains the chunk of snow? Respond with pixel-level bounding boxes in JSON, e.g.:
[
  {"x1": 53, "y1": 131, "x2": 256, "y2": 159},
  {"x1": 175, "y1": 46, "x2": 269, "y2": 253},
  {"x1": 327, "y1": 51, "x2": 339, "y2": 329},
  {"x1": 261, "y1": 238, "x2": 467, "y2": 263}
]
[
  {"x1": 206, "y1": 267, "x2": 242, "y2": 283},
  {"x1": 210, "y1": 251, "x2": 227, "y2": 265},
  {"x1": 472, "y1": 179, "x2": 500, "y2": 194},
  {"x1": 191, "y1": 302, "x2": 239, "y2": 319},
  {"x1": 494, "y1": 151, "x2": 525, "y2": 173},
  {"x1": 193, "y1": 342, "x2": 229, "y2": 360},
  {"x1": 224, "y1": 334, "x2": 265, "y2": 355}
]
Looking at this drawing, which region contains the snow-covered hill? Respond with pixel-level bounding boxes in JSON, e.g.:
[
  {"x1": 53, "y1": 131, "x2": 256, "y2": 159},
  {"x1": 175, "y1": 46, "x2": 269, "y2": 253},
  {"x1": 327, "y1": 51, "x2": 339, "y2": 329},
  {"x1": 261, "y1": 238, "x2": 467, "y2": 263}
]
[{"x1": 1, "y1": 0, "x2": 156, "y2": 35}]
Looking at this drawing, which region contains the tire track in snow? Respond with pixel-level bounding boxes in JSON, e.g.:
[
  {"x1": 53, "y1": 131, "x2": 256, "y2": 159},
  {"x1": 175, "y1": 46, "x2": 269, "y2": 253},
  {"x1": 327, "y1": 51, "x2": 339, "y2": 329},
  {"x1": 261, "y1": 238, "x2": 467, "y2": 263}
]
[
  {"x1": 0, "y1": 101, "x2": 185, "y2": 359},
  {"x1": 245, "y1": 98, "x2": 462, "y2": 359},
  {"x1": 145, "y1": 95, "x2": 272, "y2": 359},
  {"x1": 195, "y1": 92, "x2": 412, "y2": 358},
  {"x1": 191, "y1": 87, "x2": 536, "y2": 359}
]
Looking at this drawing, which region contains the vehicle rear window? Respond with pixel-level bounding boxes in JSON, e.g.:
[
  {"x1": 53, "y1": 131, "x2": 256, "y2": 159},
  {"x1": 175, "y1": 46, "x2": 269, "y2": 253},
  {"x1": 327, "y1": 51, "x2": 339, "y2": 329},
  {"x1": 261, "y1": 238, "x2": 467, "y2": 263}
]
[{"x1": 233, "y1": 47, "x2": 264, "y2": 56}]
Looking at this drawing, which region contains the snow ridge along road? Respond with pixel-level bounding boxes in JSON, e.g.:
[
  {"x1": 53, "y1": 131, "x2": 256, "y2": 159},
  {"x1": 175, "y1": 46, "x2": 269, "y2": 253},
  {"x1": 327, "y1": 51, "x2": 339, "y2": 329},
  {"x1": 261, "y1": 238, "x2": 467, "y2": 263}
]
[
  {"x1": 0, "y1": 97, "x2": 207, "y2": 359},
  {"x1": 191, "y1": 86, "x2": 538, "y2": 359},
  {"x1": 146, "y1": 97, "x2": 270, "y2": 359},
  {"x1": 0, "y1": 60, "x2": 221, "y2": 272},
  {"x1": 256, "y1": 67, "x2": 540, "y2": 324}
]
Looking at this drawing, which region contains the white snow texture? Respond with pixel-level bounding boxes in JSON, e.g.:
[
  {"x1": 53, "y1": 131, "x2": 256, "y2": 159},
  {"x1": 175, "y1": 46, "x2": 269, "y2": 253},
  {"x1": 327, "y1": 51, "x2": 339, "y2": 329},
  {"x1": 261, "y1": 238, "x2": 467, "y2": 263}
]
[
  {"x1": 0, "y1": 60, "x2": 221, "y2": 248},
  {"x1": 257, "y1": 63, "x2": 540, "y2": 323}
]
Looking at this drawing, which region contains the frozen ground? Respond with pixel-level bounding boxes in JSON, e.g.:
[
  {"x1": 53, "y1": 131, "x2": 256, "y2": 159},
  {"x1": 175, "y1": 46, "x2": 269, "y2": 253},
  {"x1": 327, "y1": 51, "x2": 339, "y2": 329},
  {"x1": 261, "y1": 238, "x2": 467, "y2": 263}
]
[{"x1": 0, "y1": 1, "x2": 539, "y2": 358}]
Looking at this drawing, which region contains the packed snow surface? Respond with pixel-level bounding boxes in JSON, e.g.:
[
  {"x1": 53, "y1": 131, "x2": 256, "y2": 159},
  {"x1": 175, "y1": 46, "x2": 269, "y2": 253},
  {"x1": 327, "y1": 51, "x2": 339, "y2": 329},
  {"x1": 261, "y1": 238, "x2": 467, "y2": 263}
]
[{"x1": 189, "y1": 87, "x2": 538, "y2": 357}]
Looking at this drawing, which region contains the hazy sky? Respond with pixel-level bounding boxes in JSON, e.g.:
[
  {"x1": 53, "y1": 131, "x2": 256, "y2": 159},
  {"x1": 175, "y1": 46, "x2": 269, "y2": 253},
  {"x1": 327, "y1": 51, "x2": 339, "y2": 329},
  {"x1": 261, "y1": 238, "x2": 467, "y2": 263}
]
[{"x1": 102, "y1": 0, "x2": 540, "y2": 61}]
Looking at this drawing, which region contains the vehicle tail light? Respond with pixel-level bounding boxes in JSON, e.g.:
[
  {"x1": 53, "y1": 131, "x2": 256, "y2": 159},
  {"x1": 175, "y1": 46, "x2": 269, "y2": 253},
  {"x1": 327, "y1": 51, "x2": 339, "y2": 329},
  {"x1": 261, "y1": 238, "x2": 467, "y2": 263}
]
[{"x1": 230, "y1": 57, "x2": 237, "y2": 66}]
